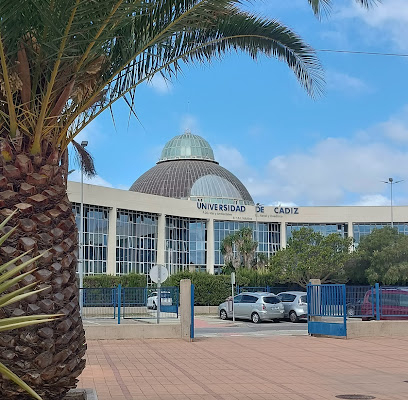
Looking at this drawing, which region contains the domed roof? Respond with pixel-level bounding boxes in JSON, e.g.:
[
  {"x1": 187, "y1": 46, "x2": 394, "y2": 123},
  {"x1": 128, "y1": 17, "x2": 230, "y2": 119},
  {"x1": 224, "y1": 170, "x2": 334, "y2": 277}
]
[
  {"x1": 159, "y1": 130, "x2": 215, "y2": 162},
  {"x1": 130, "y1": 160, "x2": 253, "y2": 204},
  {"x1": 130, "y1": 131, "x2": 254, "y2": 205}
]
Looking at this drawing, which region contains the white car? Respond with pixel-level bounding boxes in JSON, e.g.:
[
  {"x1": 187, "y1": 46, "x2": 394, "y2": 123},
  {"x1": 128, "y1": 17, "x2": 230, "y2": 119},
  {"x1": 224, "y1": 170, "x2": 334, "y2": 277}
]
[{"x1": 147, "y1": 291, "x2": 173, "y2": 310}]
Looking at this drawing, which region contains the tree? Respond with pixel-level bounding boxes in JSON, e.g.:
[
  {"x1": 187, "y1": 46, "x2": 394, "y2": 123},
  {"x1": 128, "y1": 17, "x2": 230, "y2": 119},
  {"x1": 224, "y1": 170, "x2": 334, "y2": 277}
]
[
  {"x1": 0, "y1": 213, "x2": 61, "y2": 400},
  {"x1": 0, "y1": 1, "x2": 376, "y2": 398},
  {"x1": 221, "y1": 227, "x2": 258, "y2": 269},
  {"x1": 349, "y1": 227, "x2": 408, "y2": 285},
  {"x1": 270, "y1": 228, "x2": 352, "y2": 287}
]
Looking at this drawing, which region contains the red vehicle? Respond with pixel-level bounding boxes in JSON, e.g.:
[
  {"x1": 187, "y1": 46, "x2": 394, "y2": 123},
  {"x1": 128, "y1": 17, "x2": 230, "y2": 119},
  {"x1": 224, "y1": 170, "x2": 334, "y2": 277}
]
[{"x1": 361, "y1": 288, "x2": 408, "y2": 320}]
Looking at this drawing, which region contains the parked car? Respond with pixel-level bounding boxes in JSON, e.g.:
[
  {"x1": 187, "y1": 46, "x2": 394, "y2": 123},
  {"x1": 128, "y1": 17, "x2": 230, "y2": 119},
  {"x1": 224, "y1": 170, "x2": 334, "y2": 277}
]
[
  {"x1": 346, "y1": 298, "x2": 365, "y2": 317},
  {"x1": 147, "y1": 291, "x2": 173, "y2": 310},
  {"x1": 277, "y1": 291, "x2": 307, "y2": 322},
  {"x1": 361, "y1": 288, "x2": 408, "y2": 320},
  {"x1": 218, "y1": 292, "x2": 284, "y2": 323}
]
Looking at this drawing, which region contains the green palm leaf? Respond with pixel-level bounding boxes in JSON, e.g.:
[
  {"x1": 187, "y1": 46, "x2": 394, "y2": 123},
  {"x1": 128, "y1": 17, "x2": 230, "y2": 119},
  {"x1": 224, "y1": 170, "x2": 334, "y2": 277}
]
[{"x1": 0, "y1": 0, "x2": 377, "y2": 153}]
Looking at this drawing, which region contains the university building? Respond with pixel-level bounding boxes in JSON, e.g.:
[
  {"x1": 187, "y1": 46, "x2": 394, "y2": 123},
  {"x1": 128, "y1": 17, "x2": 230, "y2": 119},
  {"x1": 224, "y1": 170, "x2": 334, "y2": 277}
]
[{"x1": 67, "y1": 131, "x2": 408, "y2": 276}]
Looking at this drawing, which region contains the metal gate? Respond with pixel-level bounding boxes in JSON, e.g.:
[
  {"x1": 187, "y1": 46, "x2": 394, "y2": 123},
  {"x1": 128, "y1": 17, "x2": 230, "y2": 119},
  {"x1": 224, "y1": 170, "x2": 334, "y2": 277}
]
[{"x1": 307, "y1": 283, "x2": 347, "y2": 337}]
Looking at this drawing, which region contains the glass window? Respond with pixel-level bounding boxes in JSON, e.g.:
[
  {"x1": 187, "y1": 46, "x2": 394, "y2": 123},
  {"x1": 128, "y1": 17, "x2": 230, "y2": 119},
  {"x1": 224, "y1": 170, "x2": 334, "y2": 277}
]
[
  {"x1": 234, "y1": 294, "x2": 243, "y2": 303},
  {"x1": 72, "y1": 203, "x2": 109, "y2": 275},
  {"x1": 214, "y1": 221, "x2": 280, "y2": 267},
  {"x1": 263, "y1": 296, "x2": 280, "y2": 304},
  {"x1": 300, "y1": 295, "x2": 307, "y2": 304},
  {"x1": 279, "y1": 294, "x2": 296, "y2": 302},
  {"x1": 115, "y1": 209, "x2": 158, "y2": 275},
  {"x1": 242, "y1": 294, "x2": 258, "y2": 303},
  {"x1": 287, "y1": 223, "x2": 348, "y2": 242},
  {"x1": 165, "y1": 216, "x2": 207, "y2": 275},
  {"x1": 353, "y1": 223, "x2": 408, "y2": 246}
]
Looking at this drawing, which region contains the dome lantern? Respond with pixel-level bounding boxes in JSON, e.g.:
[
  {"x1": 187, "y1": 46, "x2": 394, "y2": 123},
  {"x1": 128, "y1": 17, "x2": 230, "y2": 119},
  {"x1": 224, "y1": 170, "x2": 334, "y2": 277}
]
[{"x1": 158, "y1": 130, "x2": 216, "y2": 163}]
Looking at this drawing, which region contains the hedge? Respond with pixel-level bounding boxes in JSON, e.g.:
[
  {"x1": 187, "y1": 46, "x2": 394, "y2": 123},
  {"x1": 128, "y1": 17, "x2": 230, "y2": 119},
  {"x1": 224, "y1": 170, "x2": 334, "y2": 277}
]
[
  {"x1": 83, "y1": 269, "x2": 295, "y2": 306},
  {"x1": 83, "y1": 273, "x2": 147, "y2": 288}
]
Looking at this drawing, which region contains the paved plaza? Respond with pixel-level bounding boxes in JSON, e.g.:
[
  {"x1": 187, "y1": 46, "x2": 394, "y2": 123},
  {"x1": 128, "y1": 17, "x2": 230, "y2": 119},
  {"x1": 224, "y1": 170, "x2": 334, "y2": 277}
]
[{"x1": 78, "y1": 334, "x2": 408, "y2": 400}]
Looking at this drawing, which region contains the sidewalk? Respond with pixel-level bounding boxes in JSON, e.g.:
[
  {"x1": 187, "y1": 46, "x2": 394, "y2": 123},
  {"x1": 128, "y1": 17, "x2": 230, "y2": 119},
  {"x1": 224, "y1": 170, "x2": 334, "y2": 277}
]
[{"x1": 78, "y1": 336, "x2": 408, "y2": 400}]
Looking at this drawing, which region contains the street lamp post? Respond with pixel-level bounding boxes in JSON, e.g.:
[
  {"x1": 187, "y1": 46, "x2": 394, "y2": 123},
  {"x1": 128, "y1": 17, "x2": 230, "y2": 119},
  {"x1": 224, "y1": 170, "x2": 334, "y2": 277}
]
[
  {"x1": 79, "y1": 140, "x2": 88, "y2": 316},
  {"x1": 382, "y1": 178, "x2": 403, "y2": 228}
]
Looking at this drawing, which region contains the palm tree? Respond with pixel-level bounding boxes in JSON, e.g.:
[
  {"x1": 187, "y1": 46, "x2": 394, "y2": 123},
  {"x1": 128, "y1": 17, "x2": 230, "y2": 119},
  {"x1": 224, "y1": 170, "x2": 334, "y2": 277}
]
[
  {"x1": 0, "y1": 212, "x2": 61, "y2": 400},
  {"x1": 0, "y1": 1, "x2": 376, "y2": 398}
]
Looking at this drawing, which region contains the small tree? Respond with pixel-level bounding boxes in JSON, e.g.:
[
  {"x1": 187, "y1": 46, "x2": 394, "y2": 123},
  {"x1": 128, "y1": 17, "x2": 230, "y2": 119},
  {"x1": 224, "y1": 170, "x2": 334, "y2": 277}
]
[
  {"x1": 220, "y1": 228, "x2": 258, "y2": 269},
  {"x1": 349, "y1": 227, "x2": 408, "y2": 285},
  {"x1": 270, "y1": 228, "x2": 352, "y2": 287}
]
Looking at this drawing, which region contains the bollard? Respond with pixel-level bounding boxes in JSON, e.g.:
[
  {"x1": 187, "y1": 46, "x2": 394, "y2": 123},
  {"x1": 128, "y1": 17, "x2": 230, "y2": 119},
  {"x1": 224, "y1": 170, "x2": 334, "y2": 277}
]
[
  {"x1": 117, "y1": 284, "x2": 122, "y2": 325},
  {"x1": 375, "y1": 283, "x2": 380, "y2": 321}
]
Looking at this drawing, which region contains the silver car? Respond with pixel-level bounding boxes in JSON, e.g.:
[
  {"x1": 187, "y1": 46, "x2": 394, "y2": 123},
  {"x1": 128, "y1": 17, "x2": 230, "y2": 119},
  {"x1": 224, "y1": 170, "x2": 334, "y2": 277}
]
[
  {"x1": 218, "y1": 292, "x2": 284, "y2": 323},
  {"x1": 277, "y1": 291, "x2": 308, "y2": 322}
]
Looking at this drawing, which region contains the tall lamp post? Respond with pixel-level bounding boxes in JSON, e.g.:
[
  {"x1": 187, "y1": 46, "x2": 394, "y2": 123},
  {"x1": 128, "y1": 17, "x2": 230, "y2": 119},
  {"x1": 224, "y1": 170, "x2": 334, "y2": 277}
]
[
  {"x1": 382, "y1": 177, "x2": 403, "y2": 228},
  {"x1": 79, "y1": 140, "x2": 88, "y2": 316}
]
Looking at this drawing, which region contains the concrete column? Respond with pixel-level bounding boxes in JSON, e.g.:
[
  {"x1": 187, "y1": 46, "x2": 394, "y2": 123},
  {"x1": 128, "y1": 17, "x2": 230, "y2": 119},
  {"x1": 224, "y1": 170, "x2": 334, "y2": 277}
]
[
  {"x1": 348, "y1": 222, "x2": 354, "y2": 252},
  {"x1": 309, "y1": 279, "x2": 322, "y2": 323},
  {"x1": 180, "y1": 279, "x2": 192, "y2": 341},
  {"x1": 280, "y1": 221, "x2": 287, "y2": 249},
  {"x1": 157, "y1": 214, "x2": 166, "y2": 266},
  {"x1": 206, "y1": 218, "x2": 214, "y2": 274},
  {"x1": 107, "y1": 207, "x2": 117, "y2": 276}
]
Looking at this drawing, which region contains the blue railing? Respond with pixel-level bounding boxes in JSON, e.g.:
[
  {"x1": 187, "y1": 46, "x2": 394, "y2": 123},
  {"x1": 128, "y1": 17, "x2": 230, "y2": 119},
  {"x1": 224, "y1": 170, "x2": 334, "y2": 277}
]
[
  {"x1": 310, "y1": 284, "x2": 408, "y2": 321},
  {"x1": 80, "y1": 286, "x2": 179, "y2": 321},
  {"x1": 307, "y1": 284, "x2": 347, "y2": 337}
]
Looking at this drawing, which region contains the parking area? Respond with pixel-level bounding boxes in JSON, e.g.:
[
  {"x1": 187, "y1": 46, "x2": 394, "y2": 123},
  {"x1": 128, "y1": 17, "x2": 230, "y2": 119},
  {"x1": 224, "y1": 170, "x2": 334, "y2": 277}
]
[
  {"x1": 194, "y1": 315, "x2": 308, "y2": 338},
  {"x1": 78, "y1": 335, "x2": 408, "y2": 400}
]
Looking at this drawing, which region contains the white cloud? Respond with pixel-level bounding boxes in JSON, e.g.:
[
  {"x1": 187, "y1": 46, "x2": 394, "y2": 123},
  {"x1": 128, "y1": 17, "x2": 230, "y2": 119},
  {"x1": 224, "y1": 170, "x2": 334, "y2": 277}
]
[
  {"x1": 353, "y1": 194, "x2": 389, "y2": 206},
  {"x1": 147, "y1": 74, "x2": 172, "y2": 94},
  {"x1": 326, "y1": 70, "x2": 371, "y2": 94},
  {"x1": 336, "y1": 0, "x2": 408, "y2": 50},
  {"x1": 68, "y1": 170, "x2": 114, "y2": 188},
  {"x1": 377, "y1": 106, "x2": 408, "y2": 143},
  {"x1": 213, "y1": 106, "x2": 408, "y2": 206}
]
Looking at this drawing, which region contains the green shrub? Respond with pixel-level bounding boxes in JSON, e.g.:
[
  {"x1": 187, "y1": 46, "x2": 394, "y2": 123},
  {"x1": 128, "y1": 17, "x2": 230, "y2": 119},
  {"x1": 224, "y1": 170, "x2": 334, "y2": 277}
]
[
  {"x1": 83, "y1": 269, "x2": 292, "y2": 305},
  {"x1": 167, "y1": 271, "x2": 231, "y2": 305},
  {"x1": 84, "y1": 273, "x2": 147, "y2": 288}
]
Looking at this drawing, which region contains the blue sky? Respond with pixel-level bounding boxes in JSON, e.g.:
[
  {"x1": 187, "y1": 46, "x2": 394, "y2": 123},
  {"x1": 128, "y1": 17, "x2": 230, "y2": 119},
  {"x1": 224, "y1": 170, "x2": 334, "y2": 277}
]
[{"x1": 69, "y1": 0, "x2": 408, "y2": 207}]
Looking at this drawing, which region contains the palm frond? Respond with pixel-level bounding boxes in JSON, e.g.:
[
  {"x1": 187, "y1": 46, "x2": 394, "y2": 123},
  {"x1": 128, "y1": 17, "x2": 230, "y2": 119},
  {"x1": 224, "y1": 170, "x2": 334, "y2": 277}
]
[
  {"x1": 0, "y1": 0, "x2": 376, "y2": 156},
  {"x1": 71, "y1": 139, "x2": 96, "y2": 177},
  {"x1": 308, "y1": 0, "x2": 378, "y2": 17}
]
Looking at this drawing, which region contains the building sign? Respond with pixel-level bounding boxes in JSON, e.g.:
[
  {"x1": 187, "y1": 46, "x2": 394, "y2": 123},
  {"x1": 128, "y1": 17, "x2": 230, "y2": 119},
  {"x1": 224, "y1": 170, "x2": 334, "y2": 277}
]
[
  {"x1": 196, "y1": 202, "x2": 299, "y2": 215},
  {"x1": 196, "y1": 202, "x2": 246, "y2": 212},
  {"x1": 273, "y1": 207, "x2": 299, "y2": 215}
]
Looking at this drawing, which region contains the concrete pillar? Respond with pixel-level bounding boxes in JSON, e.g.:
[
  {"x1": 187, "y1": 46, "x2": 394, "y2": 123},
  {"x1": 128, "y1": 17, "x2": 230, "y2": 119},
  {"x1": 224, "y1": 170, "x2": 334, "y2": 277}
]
[
  {"x1": 348, "y1": 222, "x2": 354, "y2": 252},
  {"x1": 280, "y1": 221, "x2": 287, "y2": 249},
  {"x1": 309, "y1": 279, "x2": 321, "y2": 323},
  {"x1": 206, "y1": 218, "x2": 214, "y2": 274},
  {"x1": 157, "y1": 214, "x2": 166, "y2": 266},
  {"x1": 107, "y1": 207, "x2": 117, "y2": 276},
  {"x1": 180, "y1": 279, "x2": 192, "y2": 341}
]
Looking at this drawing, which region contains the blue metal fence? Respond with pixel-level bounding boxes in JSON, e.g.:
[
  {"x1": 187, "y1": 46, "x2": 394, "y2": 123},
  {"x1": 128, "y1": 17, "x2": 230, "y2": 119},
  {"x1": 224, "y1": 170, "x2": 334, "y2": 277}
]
[
  {"x1": 122, "y1": 286, "x2": 179, "y2": 319},
  {"x1": 80, "y1": 286, "x2": 179, "y2": 321},
  {"x1": 190, "y1": 284, "x2": 195, "y2": 340},
  {"x1": 307, "y1": 283, "x2": 347, "y2": 337},
  {"x1": 81, "y1": 287, "x2": 117, "y2": 319},
  {"x1": 307, "y1": 284, "x2": 408, "y2": 337}
]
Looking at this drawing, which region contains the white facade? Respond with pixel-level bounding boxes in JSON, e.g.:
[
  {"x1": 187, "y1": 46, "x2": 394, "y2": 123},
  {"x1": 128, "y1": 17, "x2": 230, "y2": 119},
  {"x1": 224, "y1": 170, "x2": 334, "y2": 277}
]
[{"x1": 67, "y1": 181, "x2": 408, "y2": 276}]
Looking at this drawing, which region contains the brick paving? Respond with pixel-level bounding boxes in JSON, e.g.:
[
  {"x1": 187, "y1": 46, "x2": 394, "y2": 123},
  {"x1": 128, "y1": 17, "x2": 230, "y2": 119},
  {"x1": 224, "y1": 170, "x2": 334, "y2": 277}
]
[{"x1": 78, "y1": 336, "x2": 408, "y2": 400}]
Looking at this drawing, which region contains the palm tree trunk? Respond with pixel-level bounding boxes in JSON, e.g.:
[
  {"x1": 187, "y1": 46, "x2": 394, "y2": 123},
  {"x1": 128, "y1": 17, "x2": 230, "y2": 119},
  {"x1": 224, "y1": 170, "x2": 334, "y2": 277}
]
[{"x1": 0, "y1": 139, "x2": 86, "y2": 400}]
